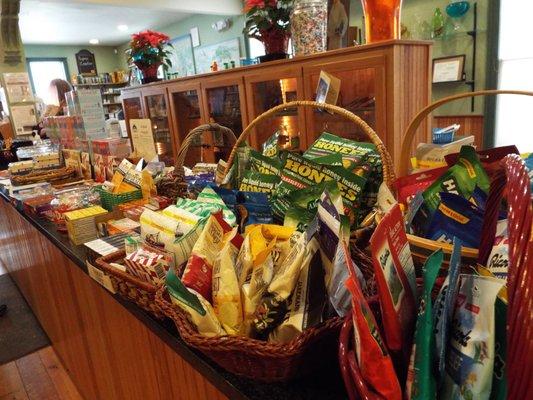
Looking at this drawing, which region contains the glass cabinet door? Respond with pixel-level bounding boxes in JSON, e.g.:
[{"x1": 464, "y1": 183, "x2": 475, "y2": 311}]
[
  {"x1": 204, "y1": 83, "x2": 245, "y2": 162},
  {"x1": 122, "y1": 92, "x2": 144, "y2": 138},
  {"x1": 144, "y1": 93, "x2": 174, "y2": 165},
  {"x1": 304, "y1": 67, "x2": 378, "y2": 143},
  {"x1": 246, "y1": 76, "x2": 304, "y2": 150},
  {"x1": 170, "y1": 88, "x2": 206, "y2": 167}
]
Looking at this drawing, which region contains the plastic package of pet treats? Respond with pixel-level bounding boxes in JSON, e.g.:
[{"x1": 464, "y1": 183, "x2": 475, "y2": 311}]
[
  {"x1": 344, "y1": 243, "x2": 402, "y2": 400},
  {"x1": 369, "y1": 204, "x2": 417, "y2": 356},
  {"x1": 236, "y1": 224, "x2": 297, "y2": 336},
  {"x1": 248, "y1": 149, "x2": 283, "y2": 175},
  {"x1": 441, "y1": 275, "x2": 505, "y2": 400},
  {"x1": 181, "y1": 211, "x2": 234, "y2": 303},
  {"x1": 422, "y1": 146, "x2": 490, "y2": 214},
  {"x1": 255, "y1": 228, "x2": 321, "y2": 338},
  {"x1": 275, "y1": 152, "x2": 367, "y2": 222},
  {"x1": 433, "y1": 239, "x2": 463, "y2": 384},
  {"x1": 166, "y1": 268, "x2": 225, "y2": 337},
  {"x1": 405, "y1": 249, "x2": 443, "y2": 400},
  {"x1": 212, "y1": 228, "x2": 244, "y2": 335}
]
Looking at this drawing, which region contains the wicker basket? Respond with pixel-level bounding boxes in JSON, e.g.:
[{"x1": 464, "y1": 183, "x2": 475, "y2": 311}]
[
  {"x1": 95, "y1": 186, "x2": 143, "y2": 211},
  {"x1": 10, "y1": 166, "x2": 78, "y2": 186},
  {"x1": 157, "y1": 100, "x2": 396, "y2": 382},
  {"x1": 156, "y1": 123, "x2": 237, "y2": 202},
  {"x1": 398, "y1": 90, "x2": 533, "y2": 268},
  {"x1": 95, "y1": 250, "x2": 165, "y2": 319}
]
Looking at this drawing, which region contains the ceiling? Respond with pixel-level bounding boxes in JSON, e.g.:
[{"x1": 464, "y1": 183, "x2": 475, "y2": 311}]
[{"x1": 19, "y1": 0, "x2": 242, "y2": 46}]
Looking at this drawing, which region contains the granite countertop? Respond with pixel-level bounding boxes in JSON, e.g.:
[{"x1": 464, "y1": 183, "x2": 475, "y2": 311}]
[{"x1": 0, "y1": 190, "x2": 348, "y2": 400}]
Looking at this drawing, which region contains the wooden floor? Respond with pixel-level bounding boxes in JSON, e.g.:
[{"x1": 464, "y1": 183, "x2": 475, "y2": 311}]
[{"x1": 0, "y1": 347, "x2": 83, "y2": 400}]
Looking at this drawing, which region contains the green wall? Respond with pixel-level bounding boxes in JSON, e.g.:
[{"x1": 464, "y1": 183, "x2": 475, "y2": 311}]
[
  {"x1": 350, "y1": 0, "x2": 489, "y2": 115},
  {"x1": 117, "y1": 13, "x2": 246, "y2": 70},
  {"x1": 24, "y1": 44, "x2": 124, "y2": 78}
]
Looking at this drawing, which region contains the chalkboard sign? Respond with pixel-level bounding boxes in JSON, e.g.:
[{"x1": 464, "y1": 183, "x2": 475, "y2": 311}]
[{"x1": 75, "y1": 49, "x2": 97, "y2": 76}]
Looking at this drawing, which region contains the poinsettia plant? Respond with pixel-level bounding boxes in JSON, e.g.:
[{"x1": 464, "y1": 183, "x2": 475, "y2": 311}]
[
  {"x1": 127, "y1": 30, "x2": 173, "y2": 72},
  {"x1": 243, "y1": 0, "x2": 293, "y2": 54}
]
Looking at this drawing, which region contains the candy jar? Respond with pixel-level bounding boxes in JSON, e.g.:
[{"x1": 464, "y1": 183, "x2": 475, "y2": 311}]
[{"x1": 290, "y1": 0, "x2": 328, "y2": 56}]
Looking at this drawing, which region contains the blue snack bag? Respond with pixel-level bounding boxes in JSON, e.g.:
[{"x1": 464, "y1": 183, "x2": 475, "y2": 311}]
[{"x1": 426, "y1": 192, "x2": 484, "y2": 248}]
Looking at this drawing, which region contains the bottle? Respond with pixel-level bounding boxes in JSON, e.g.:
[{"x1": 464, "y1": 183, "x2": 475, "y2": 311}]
[
  {"x1": 210, "y1": 61, "x2": 218, "y2": 72},
  {"x1": 432, "y1": 7, "x2": 445, "y2": 38}
]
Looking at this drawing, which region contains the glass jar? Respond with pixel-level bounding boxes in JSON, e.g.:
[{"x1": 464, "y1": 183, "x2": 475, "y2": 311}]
[
  {"x1": 361, "y1": 0, "x2": 403, "y2": 43},
  {"x1": 290, "y1": 0, "x2": 328, "y2": 56}
]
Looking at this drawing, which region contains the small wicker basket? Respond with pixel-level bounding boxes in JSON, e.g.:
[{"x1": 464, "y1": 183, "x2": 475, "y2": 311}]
[
  {"x1": 157, "y1": 100, "x2": 396, "y2": 382},
  {"x1": 95, "y1": 250, "x2": 165, "y2": 319}
]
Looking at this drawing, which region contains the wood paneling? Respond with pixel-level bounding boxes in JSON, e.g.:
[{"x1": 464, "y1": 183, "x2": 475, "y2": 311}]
[
  {"x1": 433, "y1": 115, "x2": 484, "y2": 148},
  {"x1": 0, "y1": 200, "x2": 229, "y2": 400}
]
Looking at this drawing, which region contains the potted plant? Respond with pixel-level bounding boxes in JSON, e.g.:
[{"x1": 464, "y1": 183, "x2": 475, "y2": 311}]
[
  {"x1": 127, "y1": 30, "x2": 173, "y2": 84},
  {"x1": 243, "y1": 0, "x2": 294, "y2": 62}
]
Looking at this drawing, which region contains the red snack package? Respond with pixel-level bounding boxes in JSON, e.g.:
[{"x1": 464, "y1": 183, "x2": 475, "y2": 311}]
[
  {"x1": 394, "y1": 167, "x2": 447, "y2": 207},
  {"x1": 344, "y1": 244, "x2": 402, "y2": 400},
  {"x1": 181, "y1": 211, "x2": 232, "y2": 303},
  {"x1": 444, "y1": 145, "x2": 519, "y2": 179},
  {"x1": 369, "y1": 204, "x2": 417, "y2": 358}
]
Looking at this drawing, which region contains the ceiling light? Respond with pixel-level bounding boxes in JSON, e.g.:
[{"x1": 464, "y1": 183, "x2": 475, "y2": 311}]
[
  {"x1": 89, "y1": 38, "x2": 99, "y2": 45},
  {"x1": 117, "y1": 24, "x2": 128, "y2": 32}
]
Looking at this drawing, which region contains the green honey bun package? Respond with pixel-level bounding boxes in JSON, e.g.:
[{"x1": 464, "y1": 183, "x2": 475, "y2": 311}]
[
  {"x1": 238, "y1": 170, "x2": 280, "y2": 196},
  {"x1": 248, "y1": 149, "x2": 283, "y2": 176},
  {"x1": 275, "y1": 152, "x2": 367, "y2": 222},
  {"x1": 441, "y1": 274, "x2": 504, "y2": 400},
  {"x1": 422, "y1": 145, "x2": 490, "y2": 214},
  {"x1": 405, "y1": 249, "x2": 443, "y2": 400},
  {"x1": 262, "y1": 131, "x2": 280, "y2": 158}
]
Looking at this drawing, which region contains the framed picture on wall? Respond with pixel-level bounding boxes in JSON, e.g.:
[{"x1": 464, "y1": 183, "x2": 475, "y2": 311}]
[
  {"x1": 193, "y1": 38, "x2": 240, "y2": 74},
  {"x1": 432, "y1": 55, "x2": 466, "y2": 83},
  {"x1": 168, "y1": 34, "x2": 196, "y2": 78},
  {"x1": 75, "y1": 50, "x2": 97, "y2": 76}
]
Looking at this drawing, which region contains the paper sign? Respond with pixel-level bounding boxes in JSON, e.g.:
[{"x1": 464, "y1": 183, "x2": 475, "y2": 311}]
[
  {"x1": 3, "y1": 72, "x2": 34, "y2": 103},
  {"x1": 315, "y1": 70, "x2": 341, "y2": 106},
  {"x1": 86, "y1": 261, "x2": 116, "y2": 293},
  {"x1": 130, "y1": 119, "x2": 157, "y2": 161},
  {"x1": 10, "y1": 104, "x2": 37, "y2": 135}
]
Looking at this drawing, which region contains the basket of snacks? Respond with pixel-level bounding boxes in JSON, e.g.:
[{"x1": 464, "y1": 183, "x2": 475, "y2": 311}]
[
  {"x1": 95, "y1": 244, "x2": 175, "y2": 319},
  {"x1": 396, "y1": 89, "x2": 533, "y2": 268},
  {"x1": 155, "y1": 100, "x2": 395, "y2": 382},
  {"x1": 95, "y1": 185, "x2": 143, "y2": 211},
  {"x1": 156, "y1": 123, "x2": 237, "y2": 202}
]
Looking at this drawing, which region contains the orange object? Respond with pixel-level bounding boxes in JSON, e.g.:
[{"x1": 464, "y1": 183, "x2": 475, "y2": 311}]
[{"x1": 361, "y1": 0, "x2": 402, "y2": 43}]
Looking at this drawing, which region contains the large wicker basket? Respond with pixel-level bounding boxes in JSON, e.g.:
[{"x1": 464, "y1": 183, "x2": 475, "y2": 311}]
[
  {"x1": 157, "y1": 100, "x2": 396, "y2": 382},
  {"x1": 95, "y1": 250, "x2": 164, "y2": 319},
  {"x1": 156, "y1": 123, "x2": 237, "y2": 201},
  {"x1": 399, "y1": 89, "x2": 533, "y2": 268}
]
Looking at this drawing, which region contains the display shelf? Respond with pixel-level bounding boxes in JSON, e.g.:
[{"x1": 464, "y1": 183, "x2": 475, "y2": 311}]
[
  {"x1": 74, "y1": 82, "x2": 128, "y2": 87},
  {"x1": 103, "y1": 102, "x2": 122, "y2": 106}
]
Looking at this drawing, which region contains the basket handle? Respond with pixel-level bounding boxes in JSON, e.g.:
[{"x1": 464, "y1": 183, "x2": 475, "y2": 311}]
[
  {"x1": 222, "y1": 100, "x2": 396, "y2": 187},
  {"x1": 399, "y1": 89, "x2": 533, "y2": 176},
  {"x1": 175, "y1": 123, "x2": 237, "y2": 170}
]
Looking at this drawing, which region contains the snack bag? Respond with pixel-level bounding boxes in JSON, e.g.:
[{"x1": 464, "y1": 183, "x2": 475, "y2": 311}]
[
  {"x1": 124, "y1": 243, "x2": 175, "y2": 286},
  {"x1": 166, "y1": 268, "x2": 225, "y2": 337},
  {"x1": 268, "y1": 244, "x2": 326, "y2": 343},
  {"x1": 175, "y1": 187, "x2": 236, "y2": 226},
  {"x1": 441, "y1": 275, "x2": 505, "y2": 400},
  {"x1": 433, "y1": 238, "x2": 462, "y2": 384},
  {"x1": 170, "y1": 217, "x2": 208, "y2": 276},
  {"x1": 405, "y1": 249, "x2": 443, "y2": 400},
  {"x1": 344, "y1": 244, "x2": 402, "y2": 400},
  {"x1": 140, "y1": 209, "x2": 185, "y2": 249},
  {"x1": 249, "y1": 149, "x2": 282, "y2": 175},
  {"x1": 486, "y1": 237, "x2": 509, "y2": 280},
  {"x1": 212, "y1": 228, "x2": 244, "y2": 335},
  {"x1": 254, "y1": 229, "x2": 320, "y2": 337},
  {"x1": 238, "y1": 170, "x2": 280, "y2": 196},
  {"x1": 181, "y1": 211, "x2": 233, "y2": 303},
  {"x1": 283, "y1": 206, "x2": 315, "y2": 231},
  {"x1": 395, "y1": 167, "x2": 448, "y2": 207},
  {"x1": 426, "y1": 192, "x2": 484, "y2": 248},
  {"x1": 422, "y1": 146, "x2": 490, "y2": 214},
  {"x1": 370, "y1": 204, "x2": 417, "y2": 356},
  {"x1": 262, "y1": 131, "x2": 280, "y2": 158}
]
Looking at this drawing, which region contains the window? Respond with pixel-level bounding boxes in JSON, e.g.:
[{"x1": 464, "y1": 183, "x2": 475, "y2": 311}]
[
  {"x1": 27, "y1": 58, "x2": 69, "y2": 105},
  {"x1": 247, "y1": 37, "x2": 293, "y2": 59},
  {"x1": 495, "y1": 1, "x2": 533, "y2": 152}
]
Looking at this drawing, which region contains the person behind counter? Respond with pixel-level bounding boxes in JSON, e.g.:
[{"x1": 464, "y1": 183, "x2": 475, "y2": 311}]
[{"x1": 34, "y1": 78, "x2": 73, "y2": 138}]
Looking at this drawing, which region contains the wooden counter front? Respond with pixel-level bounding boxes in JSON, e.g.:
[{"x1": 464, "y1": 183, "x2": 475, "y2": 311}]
[{"x1": 0, "y1": 199, "x2": 230, "y2": 400}]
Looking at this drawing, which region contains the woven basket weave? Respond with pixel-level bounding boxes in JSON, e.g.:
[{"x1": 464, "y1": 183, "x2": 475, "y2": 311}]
[
  {"x1": 157, "y1": 100, "x2": 395, "y2": 382},
  {"x1": 95, "y1": 250, "x2": 164, "y2": 319}
]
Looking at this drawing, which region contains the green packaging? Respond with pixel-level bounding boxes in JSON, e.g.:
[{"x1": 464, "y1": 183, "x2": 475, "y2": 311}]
[
  {"x1": 249, "y1": 149, "x2": 282, "y2": 176},
  {"x1": 422, "y1": 146, "x2": 490, "y2": 213},
  {"x1": 275, "y1": 152, "x2": 367, "y2": 216},
  {"x1": 406, "y1": 249, "x2": 443, "y2": 400},
  {"x1": 262, "y1": 131, "x2": 280, "y2": 158},
  {"x1": 238, "y1": 170, "x2": 280, "y2": 196}
]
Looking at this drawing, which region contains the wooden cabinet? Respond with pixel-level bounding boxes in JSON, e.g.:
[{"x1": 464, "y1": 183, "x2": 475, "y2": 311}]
[{"x1": 122, "y1": 40, "x2": 432, "y2": 172}]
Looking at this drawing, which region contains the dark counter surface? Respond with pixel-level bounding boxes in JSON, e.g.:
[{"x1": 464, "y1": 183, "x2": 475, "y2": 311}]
[{"x1": 0, "y1": 189, "x2": 348, "y2": 400}]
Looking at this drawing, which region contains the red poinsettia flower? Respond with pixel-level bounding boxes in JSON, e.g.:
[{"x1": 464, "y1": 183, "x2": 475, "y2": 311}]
[{"x1": 244, "y1": 0, "x2": 277, "y2": 12}]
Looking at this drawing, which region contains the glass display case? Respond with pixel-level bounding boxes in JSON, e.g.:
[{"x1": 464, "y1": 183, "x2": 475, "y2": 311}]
[
  {"x1": 169, "y1": 83, "x2": 207, "y2": 167},
  {"x1": 245, "y1": 68, "x2": 305, "y2": 149},
  {"x1": 143, "y1": 90, "x2": 175, "y2": 166},
  {"x1": 121, "y1": 89, "x2": 144, "y2": 138},
  {"x1": 303, "y1": 65, "x2": 380, "y2": 144}
]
